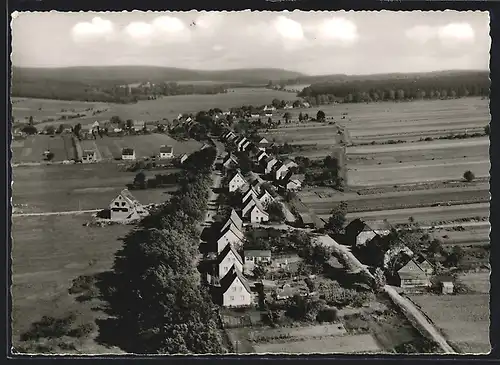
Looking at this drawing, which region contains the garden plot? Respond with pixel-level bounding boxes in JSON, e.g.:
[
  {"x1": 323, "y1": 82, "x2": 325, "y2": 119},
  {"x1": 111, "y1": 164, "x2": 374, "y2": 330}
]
[{"x1": 408, "y1": 294, "x2": 490, "y2": 354}]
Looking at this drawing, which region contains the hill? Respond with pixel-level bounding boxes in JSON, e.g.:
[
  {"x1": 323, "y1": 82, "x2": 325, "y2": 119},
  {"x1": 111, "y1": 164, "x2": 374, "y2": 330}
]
[{"x1": 12, "y1": 66, "x2": 306, "y2": 85}]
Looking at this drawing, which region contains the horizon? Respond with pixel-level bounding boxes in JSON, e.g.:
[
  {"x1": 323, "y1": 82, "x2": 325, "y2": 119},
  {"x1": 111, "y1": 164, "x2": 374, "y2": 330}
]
[{"x1": 11, "y1": 11, "x2": 490, "y2": 75}]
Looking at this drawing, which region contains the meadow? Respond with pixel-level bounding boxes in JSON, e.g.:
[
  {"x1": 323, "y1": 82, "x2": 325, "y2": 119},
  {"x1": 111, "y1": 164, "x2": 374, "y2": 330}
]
[{"x1": 408, "y1": 294, "x2": 490, "y2": 353}]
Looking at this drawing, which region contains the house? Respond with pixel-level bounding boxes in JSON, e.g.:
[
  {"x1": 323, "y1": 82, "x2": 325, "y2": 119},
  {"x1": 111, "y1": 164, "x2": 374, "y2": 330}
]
[
  {"x1": 82, "y1": 149, "x2": 98, "y2": 163},
  {"x1": 344, "y1": 219, "x2": 390, "y2": 247},
  {"x1": 284, "y1": 103, "x2": 293, "y2": 109},
  {"x1": 179, "y1": 153, "x2": 189, "y2": 164},
  {"x1": 441, "y1": 281, "x2": 454, "y2": 294},
  {"x1": 302, "y1": 102, "x2": 311, "y2": 108},
  {"x1": 397, "y1": 259, "x2": 431, "y2": 289},
  {"x1": 221, "y1": 209, "x2": 243, "y2": 232},
  {"x1": 249, "y1": 178, "x2": 262, "y2": 194},
  {"x1": 244, "y1": 250, "x2": 272, "y2": 273},
  {"x1": 222, "y1": 154, "x2": 238, "y2": 169},
  {"x1": 299, "y1": 212, "x2": 315, "y2": 228},
  {"x1": 224, "y1": 131, "x2": 236, "y2": 141},
  {"x1": 241, "y1": 140, "x2": 251, "y2": 151},
  {"x1": 264, "y1": 157, "x2": 279, "y2": 174},
  {"x1": 109, "y1": 189, "x2": 148, "y2": 221},
  {"x1": 250, "y1": 202, "x2": 269, "y2": 224},
  {"x1": 250, "y1": 113, "x2": 260, "y2": 119},
  {"x1": 258, "y1": 137, "x2": 269, "y2": 145},
  {"x1": 133, "y1": 121, "x2": 145, "y2": 132},
  {"x1": 237, "y1": 137, "x2": 249, "y2": 152},
  {"x1": 217, "y1": 243, "x2": 244, "y2": 278},
  {"x1": 228, "y1": 171, "x2": 247, "y2": 192},
  {"x1": 414, "y1": 255, "x2": 434, "y2": 275},
  {"x1": 256, "y1": 150, "x2": 268, "y2": 162},
  {"x1": 265, "y1": 112, "x2": 273, "y2": 117},
  {"x1": 274, "y1": 162, "x2": 289, "y2": 181},
  {"x1": 275, "y1": 283, "x2": 296, "y2": 300},
  {"x1": 218, "y1": 265, "x2": 253, "y2": 307},
  {"x1": 242, "y1": 186, "x2": 259, "y2": 205},
  {"x1": 113, "y1": 127, "x2": 123, "y2": 133},
  {"x1": 159, "y1": 145, "x2": 174, "y2": 159},
  {"x1": 283, "y1": 159, "x2": 298, "y2": 170},
  {"x1": 286, "y1": 179, "x2": 302, "y2": 192},
  {"x1": 121, "y1": 148, "x2": 136, "y2": 160},
  {"x1": 282, "y1": 171, "x2": 304, "y2": 192},
  {"x1": 263, "y1": 105, "x2": 276, "y2": 111},
  {"x1": 258, "y1": 189, "x2": 274, "y2": 208},
  {"x1": 217, "y1": 223, "x2": 245, "y2": 253}
]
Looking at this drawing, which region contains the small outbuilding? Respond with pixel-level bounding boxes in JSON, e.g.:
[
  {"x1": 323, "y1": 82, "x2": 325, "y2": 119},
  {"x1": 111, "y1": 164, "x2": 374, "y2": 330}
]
[{"x1": 441, "y1": 281, "x2": 454, "y2": 294}]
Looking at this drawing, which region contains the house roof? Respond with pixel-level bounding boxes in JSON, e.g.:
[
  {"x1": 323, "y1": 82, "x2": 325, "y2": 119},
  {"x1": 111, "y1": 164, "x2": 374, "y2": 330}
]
[
  {"x1": 299, "y1": 212, "x2": 314, "y2": 225},
  {"x1": 219, "y1": 265, "x2": 252, "y2": 294},
  {"x1": 259, "y1": 138, "x2": 269, "y2": 144},
  {"x1": 217, "y1": 243, "x2": 244, "y2": 266},
  {"x1": 110, "y1": 189, "x2": 142, "y2": 208},
  {"x1": 230, "y1": 171, "x2": 246, "y2": 183},
  {"x1": 220, "y1": 223, "x2": 244, "y2": 241},
  {"x1": 414, "y1": 254, "x2": 433, "y2": 268},
  {"x1": 122, "y1": 148, "x2": 135, "y2": 155},
  {"x1": 250, "y1": 198, "x2": 268, "y2": 216},
  {"x1": 398, "y1": 259, "x2": 427, "y2": 279},
  {"x1": 160, "y1": 145, "x2": 173, "y2": 153},
  {"x1": 83, "y1": 149, "x2": 95, "y2": 156},
  {"x1": 222, "y1": 209, "x2": 243, "y2": 232},
  {"x1": 244, "y1": 250, "x2": 271, "y2": 258}
]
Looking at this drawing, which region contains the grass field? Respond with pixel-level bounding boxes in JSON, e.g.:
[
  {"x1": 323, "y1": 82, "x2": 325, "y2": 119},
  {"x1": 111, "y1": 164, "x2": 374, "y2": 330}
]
[
  {"x1": 12, "y1": 133, "x2": 202, "y2": 164},
  {"x1": 11, "y1": 214, "x2": 129, "y2": 353},
  {"x1": 408, "y1": 294, "x2": 490, "y2": 353},
  {"x1": 13, "y1": 164, "x2": 177, "y2": 213},
  {"x1": 14, "y1": 88, "x2": 300, "y2": 128}
]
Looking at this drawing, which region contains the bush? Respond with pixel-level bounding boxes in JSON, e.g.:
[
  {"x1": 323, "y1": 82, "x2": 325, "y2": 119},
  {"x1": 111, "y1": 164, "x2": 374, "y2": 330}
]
[
  {"x1": 316, "y1": 307, "x2": 338, "y2": 323},
  {"x1": 20, "y1": 314, "x2": 76, "y2": 341},
  {"x1": 463, "y1": 170, "x2": 475, "y2": 182},
  {"x1": 67, "y1": 323, "x2": 95, "y2": 338}
]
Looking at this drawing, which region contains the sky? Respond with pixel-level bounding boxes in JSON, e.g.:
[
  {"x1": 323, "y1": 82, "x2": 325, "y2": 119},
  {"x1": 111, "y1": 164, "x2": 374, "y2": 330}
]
[{"x1": 11, "y1": 10, "x2": 490, "y2": 75}]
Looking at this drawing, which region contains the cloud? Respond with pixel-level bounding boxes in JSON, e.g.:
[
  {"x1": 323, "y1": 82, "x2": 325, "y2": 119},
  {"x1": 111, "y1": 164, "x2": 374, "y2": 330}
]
[
  {"x1": 212, "y1": 44, "x2": 224, "y2": 51},
  {"x1": 406, "y1": 22, "x2": 475, "y2": 45},
  {"x1": 273, "y1": 16, "x2": 304, "y2": 41},
  {"x1": 315, "y1": 17, "x2": 359, "y2": 45},
  {"x1": 124, "y1": 16, "x2": 189, "y2": 44},
  {"x1": 71, "y1": 17, "x2": 114, "y2": 41}
]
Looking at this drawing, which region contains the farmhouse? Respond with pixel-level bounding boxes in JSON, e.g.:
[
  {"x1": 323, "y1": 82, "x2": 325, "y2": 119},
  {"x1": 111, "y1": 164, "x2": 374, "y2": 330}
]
[
  {"x1": 82, "y1": 149, "x2": 98, "y2": 163},
  {"x1": 344, "y1": 219, "x2": 390, "y2": 247},
  {"x1": 397, "y1": 259, "x2": 431, "y2": 289},
  {"x1": 109, "y1": 189, "x2": 148, "y2": 221},
  {"x1": 217, "y1": 243, "x2": 244, "y2": 278},
  {"x1": 217, "y1": 223, "x2": 245, "y2": 253},
  {"x1": 244, "y1": 250, "x2": 272, "y2": 274},
  {"x1": 217, "y1": 265, "x2": 253, "y2": 307},
  {"x1": 228, "y1": 171, "x2": 247, "y2": 192},
  {"x1": 221, "y1": 209, "x2": 243, "y2": 232},
  {"x1": 159, "y1": 145, "x2": 174, "y2": 159},
  {"x1": 265, "y1": 112, "x2": 273, "y2": 117},
  {"x1": 302, "y1": 101, "x2": 311, "y2": 108},
  {"x1": 121, "y1": 148, "x2": 136, "y2": 160},
  {"x1": 441, "y1": 281, "x2": 454, "y2": 294},
  {"x1": 264, "y1": 157, "x2": 279, "y2": 174}
]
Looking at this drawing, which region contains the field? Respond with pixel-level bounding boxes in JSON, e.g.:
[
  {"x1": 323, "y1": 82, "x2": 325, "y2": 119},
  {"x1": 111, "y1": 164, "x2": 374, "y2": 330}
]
[
  {"x1": 13, "y1": 163, "x2": 177, "y2": 213},
  {"x1": 408, "y1": 294, "x2": 490, "y2": 353},
  {"x1": 11, "y1": 213, "x2": 129, "y2": 353},
  {"x1": 12, "y1": 133, "x2": 202, "y2": 164},
  {"x1": 13, "y1": 88, "x2": 299, "y2": 128}
]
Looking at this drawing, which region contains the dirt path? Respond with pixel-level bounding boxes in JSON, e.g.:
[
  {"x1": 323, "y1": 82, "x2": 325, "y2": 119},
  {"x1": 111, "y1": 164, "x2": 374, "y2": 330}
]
[
  {"x1": 383, "y1": 285, "x2": 456, "y2": 354},
  {"x1": 12, "y1": 209, "x2": 101, "y2": 217}
]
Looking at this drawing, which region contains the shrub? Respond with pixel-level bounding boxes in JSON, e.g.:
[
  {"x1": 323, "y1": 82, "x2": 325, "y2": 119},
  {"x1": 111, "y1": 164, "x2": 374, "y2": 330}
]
[
  {"x1": 463, "y1": 170, "x2": 475, "y2": 182},
  {"x1": 316, "y1": 307, "x2": 338, "y2": 323}
]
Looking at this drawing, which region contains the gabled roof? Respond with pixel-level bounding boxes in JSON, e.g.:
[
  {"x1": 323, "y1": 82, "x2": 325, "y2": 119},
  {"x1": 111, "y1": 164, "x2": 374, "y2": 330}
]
[
  {"x1": 220, "y1": 265, "x2": 252, "y2": 294},
  {"x1": 83, "y1": 149, "x2": 95, "y2": 156},
  {"x1": 217, "y1": 243, "x2": 244, "y2": 266},
  {"x1": 122, "y1": 148, "x2": 135, "y2": 155},
  {"x1": 220, "y1": 222, "x2": 245, "y2": 241},
  {"x1": 414, "y1": 254, "x2": 433, "y2": 268},
  {"x1": 222, "y1": 209, "x2": 243, "y2": 232},
  {"x1": 398, "y1": 259, "x2": 427, "y2": 279},
  {"x1": 110, "y1": 189, "x2": 142, "y2": 208},
  {"x1": 243, "y1": 186, "x2": 259, "y2": 202},
  {"x1": 258, "y1": 137, "x2": 269, "y2": 144},
  {"x1": 160, "y1": 145, "x2": 173, "y2": 153},
  {"x1": 250, "y1": 197, "x2": 268, "y2": 216},
  {"x1": 230, "y1": 171, "x2": 246, "y2": 183}
]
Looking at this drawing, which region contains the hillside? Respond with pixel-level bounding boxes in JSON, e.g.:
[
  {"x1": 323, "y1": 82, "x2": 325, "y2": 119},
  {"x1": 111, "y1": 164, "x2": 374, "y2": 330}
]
[{"x1": 12, "y1": 66, "x2": 306, "y2": 85}]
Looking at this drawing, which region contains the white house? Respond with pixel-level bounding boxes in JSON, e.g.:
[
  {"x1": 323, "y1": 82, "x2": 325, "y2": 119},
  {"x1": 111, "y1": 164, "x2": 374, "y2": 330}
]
[
  {"x1": 284, "y1": 103, "x2": 293, "y2": 109},
  {"x1": 258, "y1": 189, "x2": 275, "y2": 208},
  {"x1": 258, "y1": 137, "x2": 269, "y2": 144},
  {"x1": 274, "y1": 163, "x2": 289, "y2": 181},
  {"x1": 217, "y1": 223, "x2": 245, "y2": 253},
  {"x1": 286, "y1": 179, "x2": 302, "y2": 191},
  {"x1": 159, "y1": 145, "x2": 174, "y2": 159},
  {"x1": 221, "y1": 209, "x2": 243, "y2": 233},
  {"x1": 244, "y1": 250, "x2": 272, "y2": 274},
  {"x1": 109, "y1": 189, "x2": 148, "y2": 221},
  {"x1": 133, "y1": 121, "x2": 145, "y2": 132},
  {"x1": 82, "y1": 149, "x2": 98, "y2": 163},
  {"x1": 256, "y1": 150, "x2": 268, "y2": 162},
  {"x1": 242, "y1": 196, "x2": 257, "y2": 218},
  {"x1": 121, "y1": 148, "x2": 136, "y2": 160},
  {"x1": 250, "y1": 113, "x2": 260, "y2": 119},
  {"x1": 250, "y1": 203, "x2": 269, "y2": 223},
  {"x1": 302, "y1": 101, "x2": 311, "y2": 108},
  {"x1": 265, "y1": 157, "x2": 279, "y2": 174},
  {"x1": 263, "y1": 105, "x2": 276, "y2": 111},
  {"x1": 217, "y1": 243, "x2": 244, "y2": 278},
  {"x1": 228, "y1": 171, "x2": 247, "y2": 192},
  {"x1": 219, "y1": 265, "x2": 253, "y2": 307},
  {"x1": 265, "y1": 112, "x2": 273, "y2": 117}
]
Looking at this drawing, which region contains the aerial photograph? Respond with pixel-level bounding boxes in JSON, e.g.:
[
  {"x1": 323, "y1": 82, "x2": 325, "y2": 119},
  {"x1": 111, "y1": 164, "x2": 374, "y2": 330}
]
[{"x1": 10, "y1": 10, "x2": 490, "y2": 355}]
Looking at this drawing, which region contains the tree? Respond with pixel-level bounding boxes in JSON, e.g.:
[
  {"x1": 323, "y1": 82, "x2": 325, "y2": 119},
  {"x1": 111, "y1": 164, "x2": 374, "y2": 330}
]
[
  {"x1": 316, "y1": 110, "x2": 326, "y2": 121},
  {"x1": 324, "y1": 201, "x2": 348, "y2": 235},
  {"x1": 271, "y1": 98, "x2": 281, "y2": 108},
  {"x1": 286, "y1": 295, "x2": 324, "y2": 322},
  {"x1": 446, "y1": 245, "x2": 464, "y2": 267},
  {"x1": 56, "y1": 124, "x2": 65, "y2": 134},
  {"x1": 110, "y1": 115, "x2": 122, "y2": 125},
  {"x1": 28, "y1": 115, "x2": 34, "y2": 125},
  {"x1": 463, "y1": 170, "x2": 475, "y2": 182},
  {"x1": 73, "y1": 123, "x2": 82, "y2": 137},
  {"x1": 298, "y1": 112, "x2": 304, "y2": 122},
  {"x1": 373, "y1": 267, "x2": 386, "y2": 289},
  {"x1": 21, "y1": 125, "x2": 37, "y2": 135},
  {"x1": 44, "y1": 125, "x2": 56, "y2": 135},
  {"x1": 428, "y1": 239, "x2": 443, "y2": 255},
  {"x1": 253, "y1": 263, "x2": 267, "y2": 279},
  {"x1": 134, "y1": 171, "x2": 147, "y2": 189},
  {"x1": 126, "y1": 119, "x2": 134, "y2": 130},
  {"x1": 283, "y1": 112, "x2": 291, "y2": 123},
  {"x1": 267, "y1": 201, "x2": 285, "y2": 223},
  {"x1": 45, "y1": 152, "x2": 55, "y2": 161}
]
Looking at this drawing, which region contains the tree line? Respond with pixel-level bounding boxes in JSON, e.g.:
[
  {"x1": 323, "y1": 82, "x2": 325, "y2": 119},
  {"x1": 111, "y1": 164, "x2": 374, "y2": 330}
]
[
  {"x1": 101, "y1": 147, "x2": 228, "y2": 354},
  {"x1": 298, "y1": 72, "x2": 490, "y2": 105}
]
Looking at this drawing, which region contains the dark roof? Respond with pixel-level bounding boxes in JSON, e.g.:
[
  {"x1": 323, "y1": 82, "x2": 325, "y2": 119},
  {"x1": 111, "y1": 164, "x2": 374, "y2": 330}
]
[
  {"x1": 222, "y1": 209, "x2": 243, "y2": 231},
  {"x1": 122, "y1": 148, "x2": 135, "y2": 155},
  {"x1": 217, "y1": 243, "x2": 243, "y2": 266},
  {"x1": 299, "y1": 212, "x2": 314, "y2": 225},
  {"x1": 219, "y1": 265, "x2": 252, "y2": 294},
  {"x1": 160, "y1": 145, "x2": 173, "y2": 153},
  {"x1": 220, "y1": 223, "x2": 244, "y2": 241}
]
